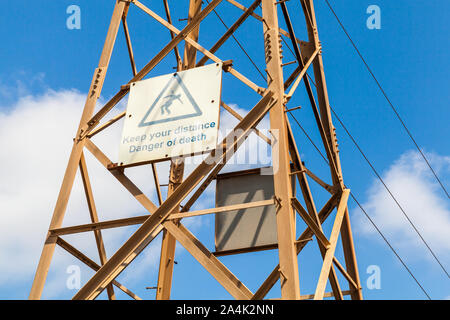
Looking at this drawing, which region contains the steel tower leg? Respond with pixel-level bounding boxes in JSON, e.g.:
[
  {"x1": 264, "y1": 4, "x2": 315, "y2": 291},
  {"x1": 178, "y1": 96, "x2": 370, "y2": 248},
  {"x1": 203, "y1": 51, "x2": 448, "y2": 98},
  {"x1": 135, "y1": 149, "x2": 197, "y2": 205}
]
[
  {"x1": 29, "y1": 1, "x2": 126, "y2": 299},
  {"x1": 261, "y1": 0, "x2": 301, "y2": 300}
]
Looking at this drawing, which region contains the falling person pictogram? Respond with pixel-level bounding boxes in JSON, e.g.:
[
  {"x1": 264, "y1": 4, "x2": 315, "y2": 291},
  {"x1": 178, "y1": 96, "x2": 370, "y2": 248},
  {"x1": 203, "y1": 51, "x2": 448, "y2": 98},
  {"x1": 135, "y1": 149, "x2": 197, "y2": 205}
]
[
  {"x1": 161, "y1": 92, "x2": 183, "y2": 115},
  {"x1": 138, "y1": 75, "x2": 202, "y2": 128}
]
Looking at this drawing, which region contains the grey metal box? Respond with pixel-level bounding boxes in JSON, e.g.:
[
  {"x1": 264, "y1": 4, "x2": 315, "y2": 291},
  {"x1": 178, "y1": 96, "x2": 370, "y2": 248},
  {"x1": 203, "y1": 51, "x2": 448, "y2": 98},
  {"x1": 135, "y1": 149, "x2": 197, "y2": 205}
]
[{"x1": 215, "y1": 167, "x2": 292, "y2": 255}]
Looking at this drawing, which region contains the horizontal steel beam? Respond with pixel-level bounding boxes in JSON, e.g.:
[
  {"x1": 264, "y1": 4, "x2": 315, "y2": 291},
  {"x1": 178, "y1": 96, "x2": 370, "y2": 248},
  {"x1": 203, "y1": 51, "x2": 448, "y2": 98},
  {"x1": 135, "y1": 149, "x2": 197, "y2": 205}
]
[{"x1": 49, "y1": 199, "x2": 274, "y2": 236}]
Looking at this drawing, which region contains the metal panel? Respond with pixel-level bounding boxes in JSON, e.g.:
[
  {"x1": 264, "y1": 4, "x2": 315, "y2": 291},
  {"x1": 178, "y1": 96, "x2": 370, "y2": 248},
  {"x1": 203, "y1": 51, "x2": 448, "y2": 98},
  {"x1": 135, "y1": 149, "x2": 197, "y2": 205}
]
[{"x1": 215, "y1": 167, "x2": 294, "y2": 254}]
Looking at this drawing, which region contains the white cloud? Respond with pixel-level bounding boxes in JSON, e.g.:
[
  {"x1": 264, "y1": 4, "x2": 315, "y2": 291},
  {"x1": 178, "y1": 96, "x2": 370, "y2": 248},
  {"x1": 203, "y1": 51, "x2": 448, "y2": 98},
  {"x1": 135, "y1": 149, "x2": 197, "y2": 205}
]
[
  {"x1": 0, "y1": 86, "x2": 270, "y2": 299},
  {"x1": 353, "y1": 150, "x2": 450, "y2": 262},
  {"x1": 0, "y1": 71, "x2": 281, "y2": 300},
  {"x1": 0, "y1": 88, "x2": 164, "y2": 298}
]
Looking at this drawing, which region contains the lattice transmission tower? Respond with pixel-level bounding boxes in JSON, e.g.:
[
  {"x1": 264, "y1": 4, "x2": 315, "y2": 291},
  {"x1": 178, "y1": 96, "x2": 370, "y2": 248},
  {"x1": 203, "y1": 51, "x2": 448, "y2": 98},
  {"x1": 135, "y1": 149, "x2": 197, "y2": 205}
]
[{"x1": 30, "y1": 0, "x2": 363, "y2": 300}]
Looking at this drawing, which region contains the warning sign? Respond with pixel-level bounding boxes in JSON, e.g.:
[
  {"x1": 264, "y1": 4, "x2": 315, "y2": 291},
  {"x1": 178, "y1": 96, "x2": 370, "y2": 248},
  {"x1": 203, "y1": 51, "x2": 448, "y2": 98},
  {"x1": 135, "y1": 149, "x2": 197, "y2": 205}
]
[{"x1": 118, "y1": 63, "x2": 222, "y2": 166}]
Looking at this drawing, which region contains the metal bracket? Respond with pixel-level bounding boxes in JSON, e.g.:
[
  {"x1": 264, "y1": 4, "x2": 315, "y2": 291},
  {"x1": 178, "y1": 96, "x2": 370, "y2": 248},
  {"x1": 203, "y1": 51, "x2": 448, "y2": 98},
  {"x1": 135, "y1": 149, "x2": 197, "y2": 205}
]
[
  {"x1": 222, "y1": 60, "x2": 233, "y2": 72},
  {"x1": 285, "y1": 106, "x2": 302, "y2": 113},
  {"x1": 273, "y1": 196, "x2": 282, "y2": 211},
  {"x1": 278, "y1": 268, "x2": 288, "y2": 283},
  {"x1": 289, "y1": 169, "x2": 306, "y2": 176}
]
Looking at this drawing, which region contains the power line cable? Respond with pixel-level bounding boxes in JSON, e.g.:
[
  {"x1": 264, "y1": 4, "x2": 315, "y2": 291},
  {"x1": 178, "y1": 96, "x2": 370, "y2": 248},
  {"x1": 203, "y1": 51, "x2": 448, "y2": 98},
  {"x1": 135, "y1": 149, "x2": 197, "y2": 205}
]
[
  {"x1": 330, "y1": 104, "x2": 450, "y2": 279},
  {"x1": 205, "y1": 0, "x2": 267, "y2": 81},
  {"x1": 206, "y1": 0, "x2": 436, "y2": 299},
  {"x1": 286, "y1": 111, "x2": 432, "y2": 299},
  {"x1": 279, "y1": 4, "x2": 444, "y2": 277},
  {"x1": 349, "y1": 192, "x2": 432, "y2": 300},
  {"x1": 323, "y1": 0, "x2": 449, "y2": 199},
  {"x1": 288, "y1": 111, "x2": 328, "y2": 163},
  {"x1": 300, "y1": 64, "x2": 450, "y2": 279},
  {"x1": 298, "y1": 7, "x2": 450, "y2": 275},
  {"x1": 217, "y1": 0, "x2": 438, "y2": 298}
]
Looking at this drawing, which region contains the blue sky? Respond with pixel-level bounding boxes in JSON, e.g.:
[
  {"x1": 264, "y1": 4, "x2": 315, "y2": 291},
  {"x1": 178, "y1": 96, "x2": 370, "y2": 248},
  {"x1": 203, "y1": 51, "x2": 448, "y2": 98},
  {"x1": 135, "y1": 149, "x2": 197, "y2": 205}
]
[{"x1": 0, "y1": 0, "x2": 448, "y2": 300}]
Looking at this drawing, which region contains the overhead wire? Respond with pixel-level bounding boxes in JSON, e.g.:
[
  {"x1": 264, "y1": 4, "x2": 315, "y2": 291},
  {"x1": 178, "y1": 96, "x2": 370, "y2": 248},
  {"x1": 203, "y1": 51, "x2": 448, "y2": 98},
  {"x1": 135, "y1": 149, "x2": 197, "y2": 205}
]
[
  {"x1": 192, "y1": 0, "x2": 438, "y2": 298},
  {"x1": 280, "y1": 0, "x2": 438, "y2": 298},
  {"x1": 323, "y1": 0, "x2": 449, "y2": 199},
  {"x1": 329, "y1": 103, "x2": 450, "y2": 279},
  {"x1": 300, "y1": 0, "x2": 450, "y2": 279},
  {"x1": 287, "y1": 110, "x2": 432, "y2": 300},
  {"x1": 205, "y1": 0, "x2": 267, "y2": 81},
  {"x1": 301, "y1": 69, "x2": 450, "y2": 280}
]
